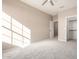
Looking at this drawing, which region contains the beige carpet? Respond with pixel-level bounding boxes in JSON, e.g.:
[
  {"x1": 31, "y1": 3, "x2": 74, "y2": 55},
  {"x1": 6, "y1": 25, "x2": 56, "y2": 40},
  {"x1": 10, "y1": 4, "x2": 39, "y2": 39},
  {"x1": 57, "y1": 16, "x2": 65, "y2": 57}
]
[{"x1": 2, "y1": 39, "x2": 77, "y2": 59}]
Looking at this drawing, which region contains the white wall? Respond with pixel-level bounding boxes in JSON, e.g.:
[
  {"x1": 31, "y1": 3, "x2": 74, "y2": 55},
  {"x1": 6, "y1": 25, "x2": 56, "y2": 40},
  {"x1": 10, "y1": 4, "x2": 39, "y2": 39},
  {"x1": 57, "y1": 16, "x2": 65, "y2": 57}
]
[
  {"x1": 2, "y1": 0, "x2": 51, "y2": 42},
  {"x1": 49, "y1": 18, "x2": 53, "y2": 39},
  {"x1": 58, "y1": 7, "x2": 77, "y2": 42}
]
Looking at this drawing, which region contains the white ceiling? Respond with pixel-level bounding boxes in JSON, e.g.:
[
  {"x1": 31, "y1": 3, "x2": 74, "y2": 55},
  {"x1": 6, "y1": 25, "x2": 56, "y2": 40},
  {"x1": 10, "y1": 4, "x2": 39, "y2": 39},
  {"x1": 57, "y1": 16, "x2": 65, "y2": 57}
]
[{"x1": 20, "y1": 0, "x2": 77, "y2": 16}]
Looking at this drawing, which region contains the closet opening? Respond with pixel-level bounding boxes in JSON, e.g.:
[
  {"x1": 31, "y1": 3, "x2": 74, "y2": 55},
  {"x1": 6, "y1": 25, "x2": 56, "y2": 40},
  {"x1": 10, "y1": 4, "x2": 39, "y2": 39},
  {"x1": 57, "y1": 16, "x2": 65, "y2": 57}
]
[{"x1": 54, "y1": 21, "x2": 58, "y2": 37}]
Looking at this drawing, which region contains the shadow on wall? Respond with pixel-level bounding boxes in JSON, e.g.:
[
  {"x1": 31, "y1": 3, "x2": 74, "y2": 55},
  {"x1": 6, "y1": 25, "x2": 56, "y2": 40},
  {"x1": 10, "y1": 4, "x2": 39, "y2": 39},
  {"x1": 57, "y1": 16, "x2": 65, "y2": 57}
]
[{"x1": 2, "y1": 12, "x2": 31, "y2": 48}]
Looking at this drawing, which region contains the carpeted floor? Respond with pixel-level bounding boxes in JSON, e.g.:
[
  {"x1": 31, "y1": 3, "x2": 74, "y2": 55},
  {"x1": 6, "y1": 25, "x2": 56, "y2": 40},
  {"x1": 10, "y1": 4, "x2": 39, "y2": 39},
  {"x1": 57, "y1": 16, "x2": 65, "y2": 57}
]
[{"x1": 2, "y1": 39, "x2": 77, "y2": 59}]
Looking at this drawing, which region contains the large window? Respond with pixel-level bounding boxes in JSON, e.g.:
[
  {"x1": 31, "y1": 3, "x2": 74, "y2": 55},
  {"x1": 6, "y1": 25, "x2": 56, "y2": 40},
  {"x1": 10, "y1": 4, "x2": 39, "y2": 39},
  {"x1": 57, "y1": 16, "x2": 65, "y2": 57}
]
[{"x1": 2, "y1": 12, "x2": 31, "y2": 48}]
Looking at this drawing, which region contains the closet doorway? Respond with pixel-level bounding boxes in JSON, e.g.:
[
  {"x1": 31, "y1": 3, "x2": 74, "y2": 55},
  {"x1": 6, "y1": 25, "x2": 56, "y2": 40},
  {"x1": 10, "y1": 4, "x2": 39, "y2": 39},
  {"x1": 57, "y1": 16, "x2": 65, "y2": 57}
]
[{"x1": 54, "y1": 21, "x2": 58, "y2": 37}]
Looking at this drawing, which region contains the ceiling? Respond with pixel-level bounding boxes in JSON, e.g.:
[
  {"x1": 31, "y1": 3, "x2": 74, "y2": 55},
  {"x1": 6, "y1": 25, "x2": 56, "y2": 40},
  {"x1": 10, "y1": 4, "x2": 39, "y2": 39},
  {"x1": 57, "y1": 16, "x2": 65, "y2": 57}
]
[{"x1": 20, "y1": 0, "x2": 77, "y2": 16}]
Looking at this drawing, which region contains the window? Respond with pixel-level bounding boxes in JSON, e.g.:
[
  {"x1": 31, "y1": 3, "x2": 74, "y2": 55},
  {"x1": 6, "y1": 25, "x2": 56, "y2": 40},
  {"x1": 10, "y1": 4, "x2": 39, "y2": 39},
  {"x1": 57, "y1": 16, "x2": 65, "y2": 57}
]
[{"x1": 2, "y1": 12, "x2": 31, "y2": 48}]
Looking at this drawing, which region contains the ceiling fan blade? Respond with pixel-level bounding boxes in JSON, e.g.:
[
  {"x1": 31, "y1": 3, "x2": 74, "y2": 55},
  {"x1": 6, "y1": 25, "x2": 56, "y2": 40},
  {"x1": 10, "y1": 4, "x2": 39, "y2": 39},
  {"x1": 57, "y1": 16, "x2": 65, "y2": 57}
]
[
  {"x1": 42, "y1": 0, "x2": 48, "y2": 5},
  {"x1": 50, "y1": 0, "x2": 54, "y2": 6}
]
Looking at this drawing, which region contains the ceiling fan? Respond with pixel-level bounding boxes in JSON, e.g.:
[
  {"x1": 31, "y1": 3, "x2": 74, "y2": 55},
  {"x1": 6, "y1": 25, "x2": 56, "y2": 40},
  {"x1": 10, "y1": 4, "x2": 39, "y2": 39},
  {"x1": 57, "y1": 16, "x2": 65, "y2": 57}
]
[{"x1": 42, "y1": 0, "x2": 55, "y2": 6}]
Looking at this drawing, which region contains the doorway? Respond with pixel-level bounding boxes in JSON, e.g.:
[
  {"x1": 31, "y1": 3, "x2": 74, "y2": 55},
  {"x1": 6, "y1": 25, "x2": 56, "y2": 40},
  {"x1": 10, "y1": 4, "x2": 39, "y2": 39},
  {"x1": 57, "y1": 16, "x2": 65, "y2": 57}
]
[{"x1": 54, "y1": 21, "x2": 58, "y2": 37}]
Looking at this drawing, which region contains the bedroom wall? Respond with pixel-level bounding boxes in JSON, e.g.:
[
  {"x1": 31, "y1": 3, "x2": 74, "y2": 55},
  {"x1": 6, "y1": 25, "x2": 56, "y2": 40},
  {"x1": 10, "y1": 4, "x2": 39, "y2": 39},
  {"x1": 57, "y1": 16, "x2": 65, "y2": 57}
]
[
  {"x1": 2, "y1": 0, "x2": 51, "y2": 43},
  {"x1": 58, "y1": 7, "x2": 77, "y2": 41}
]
